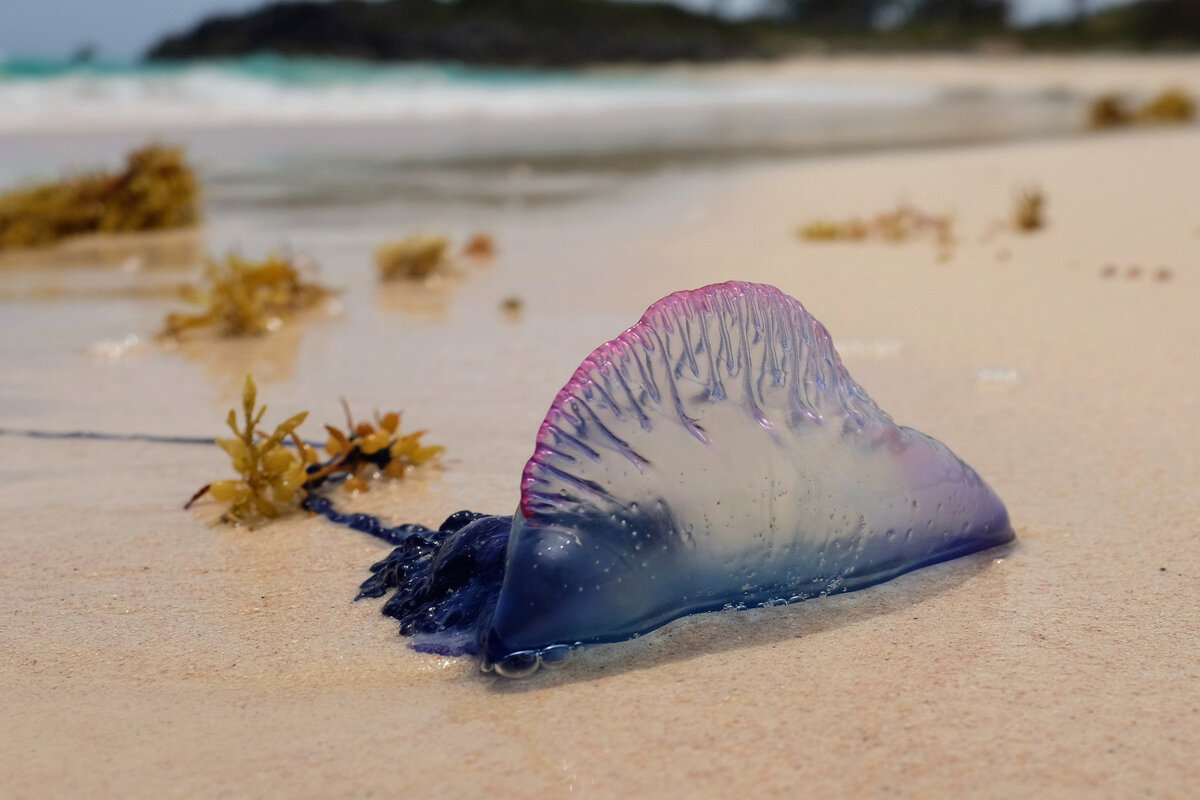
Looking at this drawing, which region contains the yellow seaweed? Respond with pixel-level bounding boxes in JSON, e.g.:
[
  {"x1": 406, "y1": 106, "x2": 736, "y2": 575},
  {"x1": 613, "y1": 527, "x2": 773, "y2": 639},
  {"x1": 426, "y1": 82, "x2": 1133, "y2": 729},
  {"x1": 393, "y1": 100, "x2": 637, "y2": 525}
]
[
  {"x1": 1138, "y1": 88, "x2": 1196, "y2": 124},
  {"x1": 315, "y1": 404, "x2": 444, "y2": 492},
  {"x1": 375, "y1": 234, "x2": 451, "y2": 280},
  {"x1": 1088, "y1": 88, "x2": 1196, "y2": 129},
  {"x1": 1013, "y1": 186, "x2": 1046, "y2": 232},
  {"x1": 1088, "y1": 93, "x2": 1134, "y2": 129},
  {"x1": 798, "y1": 204, "x2": 954, "y2": 250},
  {"x1": 0, "y1": 144, "x2": 200, "y2": 251},
  {"x1": 188, "y1": 375, "x2": 317, "y2": 523},
  {"x1": 161, "y1": 251, "x2": 332, "y2": 338}
]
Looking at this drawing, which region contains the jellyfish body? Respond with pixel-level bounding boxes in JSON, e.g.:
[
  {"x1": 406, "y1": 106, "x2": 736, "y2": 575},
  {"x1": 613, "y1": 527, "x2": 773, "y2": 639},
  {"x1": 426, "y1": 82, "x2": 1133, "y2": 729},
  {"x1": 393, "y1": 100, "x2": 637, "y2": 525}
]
[{"x1": 360, "y1": 281, "x2": 1013, "y2": 676}]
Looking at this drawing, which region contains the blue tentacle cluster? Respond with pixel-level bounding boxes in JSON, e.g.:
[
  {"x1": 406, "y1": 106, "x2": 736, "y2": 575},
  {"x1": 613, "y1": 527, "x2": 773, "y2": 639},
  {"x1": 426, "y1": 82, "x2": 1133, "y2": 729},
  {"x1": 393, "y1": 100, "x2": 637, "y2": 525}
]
[{"x1": 304, "y1": 495, "x2": 512, "y2": 657}]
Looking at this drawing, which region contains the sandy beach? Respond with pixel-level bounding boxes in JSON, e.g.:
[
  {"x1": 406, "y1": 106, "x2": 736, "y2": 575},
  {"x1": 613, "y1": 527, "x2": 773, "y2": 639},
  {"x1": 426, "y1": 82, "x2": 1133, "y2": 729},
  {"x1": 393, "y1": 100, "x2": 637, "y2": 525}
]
[{"x1": 1, "y1": 56, "x2": 1198, "y2": 798}]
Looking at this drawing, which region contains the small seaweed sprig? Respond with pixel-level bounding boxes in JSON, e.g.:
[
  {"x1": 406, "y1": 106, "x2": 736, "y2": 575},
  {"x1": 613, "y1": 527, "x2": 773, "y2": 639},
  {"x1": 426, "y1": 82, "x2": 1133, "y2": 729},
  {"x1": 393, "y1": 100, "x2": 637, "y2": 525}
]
[
  {"x1": 187, "y1": 376, "x2": 316, "y2": 522},
  {"x1": 375, "y1": 231, "x2": 496, "y2": 281},
  {"x1": 375, "y1": 235, "x2": 451, "y2": 281},
  {"x1": 188, "y1": 379, "x2": 445, "y2": 523},
  {"x1": 798, "y1": 203, "x2": 955, "y2": 258},
  {"x1": 799, "y1": 204, "x2": 954, "y2": 245},
  {"x1": 1013, "y1": 186, "x2": 1046, "y2": 232},
  {"x1": 312, "y1": 403, "x2": 444, "y2": 493},
  {"x1": 1088, "y1": 93, "x2": 1133, "y2": 129},
  {"x1": 161, "y1": 251, "x2": 332, "y2": 338}
]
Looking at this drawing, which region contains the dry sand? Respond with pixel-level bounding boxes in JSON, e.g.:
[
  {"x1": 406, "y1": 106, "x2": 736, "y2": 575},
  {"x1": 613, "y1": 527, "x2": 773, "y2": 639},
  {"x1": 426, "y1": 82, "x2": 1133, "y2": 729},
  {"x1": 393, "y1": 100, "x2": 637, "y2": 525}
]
[{"x1": 2, "y1": 123, "x2": 1199, "y2": 796}]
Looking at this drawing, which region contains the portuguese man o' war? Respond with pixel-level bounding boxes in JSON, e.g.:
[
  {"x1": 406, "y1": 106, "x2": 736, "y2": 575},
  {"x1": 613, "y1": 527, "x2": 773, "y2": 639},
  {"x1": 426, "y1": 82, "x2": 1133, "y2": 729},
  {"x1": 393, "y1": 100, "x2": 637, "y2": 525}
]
[{"x1": 354, "y1": 281, "x2": 1014, "y2": 678}]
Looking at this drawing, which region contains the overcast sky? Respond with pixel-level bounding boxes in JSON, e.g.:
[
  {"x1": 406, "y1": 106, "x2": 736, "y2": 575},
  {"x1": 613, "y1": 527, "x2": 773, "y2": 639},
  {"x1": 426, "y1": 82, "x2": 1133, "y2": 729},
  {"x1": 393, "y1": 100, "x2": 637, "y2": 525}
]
[{"x1": 0, "y1": 0, "x2": 1136, "y2": 60}]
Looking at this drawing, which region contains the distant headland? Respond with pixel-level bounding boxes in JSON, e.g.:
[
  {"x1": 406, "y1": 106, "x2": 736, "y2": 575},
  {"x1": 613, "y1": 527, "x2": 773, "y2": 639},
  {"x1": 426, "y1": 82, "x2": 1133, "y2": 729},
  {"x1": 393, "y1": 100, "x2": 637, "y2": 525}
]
[{"x1": 146, "y1": 0, "x2": 1200, "y2": 66}]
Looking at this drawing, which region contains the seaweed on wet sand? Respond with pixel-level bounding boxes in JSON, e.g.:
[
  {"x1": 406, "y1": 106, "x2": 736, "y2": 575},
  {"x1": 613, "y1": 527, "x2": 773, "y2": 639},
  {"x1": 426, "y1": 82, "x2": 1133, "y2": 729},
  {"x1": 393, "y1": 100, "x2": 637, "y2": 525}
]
[
  {"x1": 313, "y1": 402, "x2": 444, "y2": 493},
  {"x1": 187, "y1": 378, "x2": 445, "y2": 523},
  {"x1": 0, "y1": 144, "x2": 200, "y2": 251},
  {"x1": 376, "y1": 234, "x2": 450, "y2": 280},
  {"x1": 1013, "y1": 186, "x2": 1046, "y2": 233},
  {"x1": 1137, "y1": 88, "x2": 1196, "y2": 124},
  {"x1": 376, "y1": 232, "x2": 500, "y2": 280},
  {"x1": 798, "y1": 203, "x2": 954, "y2": 255},
  {"x1": 1088, "y1": 87, "x2": 1197, "y2": 129},
  {"x1": 1088, "y1": 93, "x2": 1133, "y2": 129},
  {"x1": 160, "y1": 251, "x2": 332, "y2": 338},
  {"x1": 186, "y1": 376, "x2": 316, "y2": 523},
  {"x1": 799, "y1": 204, "x2": 953, "y2": 245}
]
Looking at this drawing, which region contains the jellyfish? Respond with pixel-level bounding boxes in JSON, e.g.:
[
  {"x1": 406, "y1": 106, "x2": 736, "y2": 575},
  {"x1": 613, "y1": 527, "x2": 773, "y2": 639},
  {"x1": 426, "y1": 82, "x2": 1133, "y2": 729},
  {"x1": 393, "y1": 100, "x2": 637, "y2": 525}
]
[{"x1": 343, "y1": 281, "x2": 1013, "y2": 677}]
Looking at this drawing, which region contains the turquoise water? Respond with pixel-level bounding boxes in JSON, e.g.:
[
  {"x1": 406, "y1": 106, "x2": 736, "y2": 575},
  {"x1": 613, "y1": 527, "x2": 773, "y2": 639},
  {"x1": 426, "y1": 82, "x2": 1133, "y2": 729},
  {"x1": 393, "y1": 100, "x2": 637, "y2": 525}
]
[
  {"x1": 0, "y1": 54, "x2": 1078, "y2": 190},
  {"x1": 0, "y1": 53, "x2": 935, "y2": 135},
  {"x1": 0, "y1": 53, "x2": 632, "y2": 88}
]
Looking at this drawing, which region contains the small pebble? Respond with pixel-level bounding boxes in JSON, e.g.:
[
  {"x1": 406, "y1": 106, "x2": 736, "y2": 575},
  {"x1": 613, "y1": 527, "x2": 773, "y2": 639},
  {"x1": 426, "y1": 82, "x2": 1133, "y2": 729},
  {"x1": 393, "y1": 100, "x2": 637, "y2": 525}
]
[{"x1": 501, "y1": 296, "x2": 524, "y2": 319}]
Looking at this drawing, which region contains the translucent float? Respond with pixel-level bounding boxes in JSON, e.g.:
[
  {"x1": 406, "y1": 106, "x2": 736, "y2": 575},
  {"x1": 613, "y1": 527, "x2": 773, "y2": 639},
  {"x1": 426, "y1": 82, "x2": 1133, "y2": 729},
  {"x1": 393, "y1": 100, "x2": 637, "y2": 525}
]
[{"x1": 353, "y1": 281, "x2": 1014, "y2": 677}]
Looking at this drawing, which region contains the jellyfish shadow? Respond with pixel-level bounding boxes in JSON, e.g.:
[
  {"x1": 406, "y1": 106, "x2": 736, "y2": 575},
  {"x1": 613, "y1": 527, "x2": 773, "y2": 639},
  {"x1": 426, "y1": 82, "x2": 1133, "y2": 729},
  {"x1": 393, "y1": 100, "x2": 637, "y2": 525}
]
[{"x1": 484, "y1": 542, "x2": 1014, "y2": 692}]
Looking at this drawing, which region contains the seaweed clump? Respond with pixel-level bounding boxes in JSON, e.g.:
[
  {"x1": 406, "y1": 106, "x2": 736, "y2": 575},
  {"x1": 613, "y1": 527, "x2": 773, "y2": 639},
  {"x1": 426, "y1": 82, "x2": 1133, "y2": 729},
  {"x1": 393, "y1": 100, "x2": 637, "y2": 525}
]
[
  {"x1": 187, "y1": 376, "x2": 317, "y2": 522},
  {"x1": 1013, "y1": 186, "x2": 1046, "y2": 232},
  {"x1": 1088, "y1": 93, "x2": 1134, "y2": 129},
  {"x1": 1088, "y1": 87, "x2": 1197, "y2": 129},
  {"x1": 1138, "y1": 87, "x2": 1196, "y2": 124},
  {"x1": 0, "y1": 145, "x2": 199, "y2": 251},
  {"x1": 376, "y1": 235, "x2": 450, "y2": 280},
  {"x1": 188, "y1": 377, "x2": 445, "y2": 523},
  {"x1": 376, "y1": 232, "x2": 498, "y2": 280},
  {"x1": 161, "y1": 251, "x2": 332, "y2": 338},
  {"x1": 799, "y1": 203, "x2": 954, "y2": 259},
  {"x1": 799, "y1": 204, "x2": 953, "y2": 245},
  {"x1": 313, "y1": 403, "x2": 444, "y2": 493}
]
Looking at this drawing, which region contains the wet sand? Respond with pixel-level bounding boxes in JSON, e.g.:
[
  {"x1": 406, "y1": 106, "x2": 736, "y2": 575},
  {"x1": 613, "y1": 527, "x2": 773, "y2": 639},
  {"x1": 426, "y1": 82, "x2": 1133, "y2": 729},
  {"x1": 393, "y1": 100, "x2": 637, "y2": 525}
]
[{"x1": 2, "y1": 118, "x2": 1199, "y2": 794}]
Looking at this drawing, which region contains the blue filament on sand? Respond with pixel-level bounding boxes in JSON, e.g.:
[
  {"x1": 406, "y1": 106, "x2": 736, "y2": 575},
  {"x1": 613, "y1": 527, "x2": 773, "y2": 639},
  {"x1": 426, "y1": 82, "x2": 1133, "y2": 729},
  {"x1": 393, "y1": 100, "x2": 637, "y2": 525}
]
[
  {"x1": 0, "y1": 428, "x2": 322, "y2": 448},
  {"x1": 0, "y1": 428, "x2": 217, "y2": 445}
]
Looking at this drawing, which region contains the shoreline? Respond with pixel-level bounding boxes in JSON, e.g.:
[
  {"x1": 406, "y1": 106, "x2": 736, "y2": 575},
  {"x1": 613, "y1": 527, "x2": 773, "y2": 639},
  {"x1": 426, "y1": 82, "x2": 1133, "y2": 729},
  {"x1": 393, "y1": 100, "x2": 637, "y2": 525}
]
[
  {"x1": 676, "y1": 51, "x2": 1200, "y2": 90},
  {"x1": 4, "y1": 54, "x2": 1199, "y2": 167}
]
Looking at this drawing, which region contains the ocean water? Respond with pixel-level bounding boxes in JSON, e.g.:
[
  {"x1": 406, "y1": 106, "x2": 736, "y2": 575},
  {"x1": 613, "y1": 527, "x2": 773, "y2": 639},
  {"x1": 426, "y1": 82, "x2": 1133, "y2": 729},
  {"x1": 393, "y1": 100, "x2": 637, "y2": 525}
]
[
  {"x1": 0, "y1": 54, "x2": 936, "y2": 133},
  {"x1": 0, "y1": 55, "x2": 1081, "y2": 216}
]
